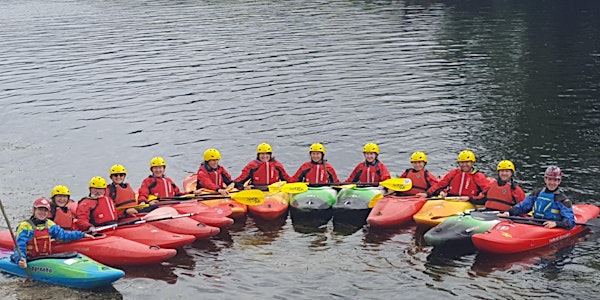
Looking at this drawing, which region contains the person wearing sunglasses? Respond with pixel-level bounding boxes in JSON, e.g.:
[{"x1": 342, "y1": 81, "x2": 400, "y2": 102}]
[{"x1": 107, "y1": 164, "x2": 139, "y2": 217}]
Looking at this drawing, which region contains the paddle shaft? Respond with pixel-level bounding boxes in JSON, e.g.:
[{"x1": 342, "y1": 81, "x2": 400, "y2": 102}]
[
  {"x1": 90, "y1": 212, "x2": 197, "y2": 233},
  {"x1": 0, "y1": 199, "x2": 32, "y2": 280},
  {"x1": 499, "y1": 215, "x2": 600, "y2": 227}
]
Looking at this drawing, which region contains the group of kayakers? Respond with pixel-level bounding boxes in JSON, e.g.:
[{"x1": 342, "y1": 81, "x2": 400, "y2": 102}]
[{"x1": 11, "y1": 142, "x2": 575, "y2": 269}]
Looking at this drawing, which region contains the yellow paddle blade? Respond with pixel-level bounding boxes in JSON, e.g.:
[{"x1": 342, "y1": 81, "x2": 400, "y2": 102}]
[
  {"x1": 368, "y1": 194, "x2": 384, "y2": 208},
  {"x1": 230, "y1": 189, "x2": 265, "y2": 206},
  {"x1": 281, "y1": 182, "x2": 309, "y2": 194},
  {"x1": 148, "y1": 194, "x2": 157, "y2": 201},
  {"x1": 116, "y1": 203, "x2": 149, "y2": 212},
  {"x1": 380, "y1": 178, "x2": 412, "y2": 192},
  {"x1": 334, "y1": 184, "x2": 357, "y2": 189},
  {"x1": 268, "y1": 181, "x2": 287, "y2": 193}
]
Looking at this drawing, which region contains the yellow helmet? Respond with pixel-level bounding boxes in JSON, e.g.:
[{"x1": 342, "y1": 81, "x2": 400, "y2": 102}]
[
  {"x1": 410, "y1": 151, "x2": 428, "y2": 163},
  {"x1": 497, "y1": 160, "x2": 515, "y2": 172},
  {"x1": 457, "y1": 150, "x2": 476, "y2": 162},
  {"x1": 256, "y1": 143, "x2": 273, "y2": 153},
  {"x1": 309, "y1": 143, "x2": 325, "y2": 154},
  {"x1": 362, "y1": 143, "x2": 379, "y2": 154},
  {"x1": 89, "y1": 176, "x2": 107, "y2": 189},
  {"x1": 51, "y1": 185, "x2": 70, "y2": 198},
  {"x1": 149, "y1": 157, "x2": 166, "y2": 168},
  {"x1": 204, "y1": 148, "x2": 221, "y2": 161},
  {"x1": 109, "y1": 164, "x2": 127, "y2": 175}
]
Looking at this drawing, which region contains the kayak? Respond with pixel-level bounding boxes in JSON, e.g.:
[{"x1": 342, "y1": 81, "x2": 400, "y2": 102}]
[
  {"x1": 472, "y1": 204, "x2": 600, "y2": 254},
  {"x1": 412, "y1": 199, "x2": 478, "y2": 227},
  {"x1": 366, "y1": 196, "x2": 426, "y2": 228},
  {"x1": 0, "y1": 231, "x2": 176, "y2": 266},
  {"x1": 0, "y1": 250, "x2": 124, "y2": 289},
  {"x1": 183, "y1": 173, "x2": 247, "y2": 219},
  {"x1": 105, "y1": 223, "x2": 196, "y2": 249},
  {"x1": 333, "y1": 186, "x2": 382, "y2": 226},
  {"x1": 289, "y1": 187, "x2": 337, "y2": 222},
  {"x1": 172, "y1": 202, "x2": 234, "y2": 228},
  {"x1": 423, "y1": 211, "x2": 501, "y2": 247},
  {"x1": 120, "y1": 210, "x2": 220, "y2": 240},
  {"x1": 247, "y1": 191, "x2": 289, "y2": 221}
]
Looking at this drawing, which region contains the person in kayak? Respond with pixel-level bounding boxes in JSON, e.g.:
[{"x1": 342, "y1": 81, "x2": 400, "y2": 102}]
[
  {"x1": 194, "y1": 148, "x2": 234, "y2": 196},
  {"x1": 138, "y1": 157, "x2": 183, "y2": 203},
  {"x1": 234, "y1": 143, "x2": 292, "y2": 189},
  {"x1": 345, "y1": 143, "x2": 391, "y2": 183},
  {"x1": 417, "y1": 150, "x2": 490, "y2": 200},
  {"x1": 75, "y1": 176, "x2": 118, "y2": 232},
  {"x1": 469, "y1": 160, "x2": 526, "y2": 211},
  {"x1": 107, "y1": 164, "x2": 139, "y2": 217},
  {"x1": 499, "y1": 166, "x2": 575, "y2": 229},
  {"x1": 396, "y1": 151, "x2": 439, "y2": 196},
  {"x1": 291, "y1": 143, "x2": 340, "y2": 184},
  {"x1": 13, "y1": 197, "x2": 94, "y2": 269},
  {"x1": 48, "y1": 185, "x2": 78, "y2": 230}
]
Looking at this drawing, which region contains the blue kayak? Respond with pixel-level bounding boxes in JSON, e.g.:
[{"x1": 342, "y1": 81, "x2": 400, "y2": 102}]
[{"x1": 0, "y1": 250, "x2": 124, "y2": 289}]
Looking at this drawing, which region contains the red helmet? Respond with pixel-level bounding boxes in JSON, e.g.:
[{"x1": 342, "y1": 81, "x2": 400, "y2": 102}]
[
  {"x1": 33, "y1": 197, "x2": 51, "y2": 210},
  {"x1": 544, "y1": 166, "x2": 562, "y2": 179}
]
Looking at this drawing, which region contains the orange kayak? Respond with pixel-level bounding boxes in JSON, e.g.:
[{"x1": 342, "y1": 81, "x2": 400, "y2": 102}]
[
  {"x1": 247, "y1": 191, "x2": 289, "y2": 221},
  {"x1": 183, "y1": 173, "x2": 247, "y2": 219},
  {"x1": 367, "y1": 196, "x2": 426, "y2": 228},
  {"x1": 412, "y1": 200, "x2": 478, "y2": 227}
]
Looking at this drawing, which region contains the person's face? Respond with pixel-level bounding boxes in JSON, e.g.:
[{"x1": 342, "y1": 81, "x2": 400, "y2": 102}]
[
  {"x1": 544, "y1": 177, "x2": 561, "y2": 190},
  {"x1": 498, "y1": 169, "x2": 513, "y2": 182},
  {"x1": 90, "y1": 187, "x2": 106, "y2": 199},
  {"x1": 53, "y1": 195, "x2": 69, "y2": 207},
  {"x1": 207, "y1": 159, "x2": 220, "y2": 169},
  {"x1": 458, "y1": 161, "x2": 473, "y2": 172},
  {"x1": 111, "y1": 173, "x2": 126, "y2": 184},
  {"x1": 33, "y1": 207, "x2": 49, "y2": 220},
  {"x1": 151, "y1": 166, "x2": 165, "y2": 177},
  {"x1": 411, "y1": 161, "x2": 425, "y2": 171},
  {"x1": 258, "y1": 153, "x2": 271, "y2": 162},
  {"x1": 364, "y1": 152, "x2": 377, "y2": 163},
  {"x1": 310, "y1": 151, "x2": 323, "y2": 162}
]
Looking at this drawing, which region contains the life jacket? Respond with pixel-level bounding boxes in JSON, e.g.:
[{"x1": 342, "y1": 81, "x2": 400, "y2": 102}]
[
  {"x1": 49, "y1": 201, "x2": 77, "y2": 230},
  {"x1": 25, "y1": 219, "x2": 51, "y2": 258},
  {"x1": 82, "y1": 196, "x2": 118, "y2": 226},
  {"x1": 295, "y1": 161, "x2": 338, "y2": 184},
  {"x1": 402, "y1": 169, "x2": 432, "y2": 194},
  {"x1": 532, "y1": 189, "x2": 563, "y2": 221},
  {"x1": 107, "y1": 183, "x2": 137, "y2": 208},
  {"x1": 484, "y1": 180, "x2": 519, "y2": 211},
  {"x1": 446, "y1": 169, "x2": 486, "y2": 197},
  {"x1": 235, "y1": 160, "x2": 289, "y2": 185},
  {"x1": 146, "y1": 176, "x2": 179, "y2": 198},
  {"x1": 196, "y1": 164, "x2": 232, "y2": 190},
  {"x1": 347, "y1": 160, "x2": 388, "y2": 183}
]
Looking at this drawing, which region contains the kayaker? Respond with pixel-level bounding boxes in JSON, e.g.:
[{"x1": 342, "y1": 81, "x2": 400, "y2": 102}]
[
  {"x1": 499, "y1": 166, "x2": 575, "y2": 229},
  {"x1": 291, "y1": 143, "x2": 340, "y2": 184},
  {"x1": 469, "y1": 160, "x2": 526, "y2": 211},
  {"x1": 417, "y1": 150, "x2": 489, "y2": 200},
  {"x1": 13, "y1": 197, "x2": 94, "y2": 269},
  {"x1": 106, "y1": 164, "x2": 139, "y2": 217},
  {"x1": 138, "y1": 157, "x2": 183, "y2": 203},
  {"x1": 345, "y1": 143, "x2": 391, "y2": 183},
  {"x1": 234, "y1": 143, "x2": 292, "y2": 189},
  {"x1": 75, "y1": 176, "x2": 118, "y2": 232},
  {"x1": 397, "y1": 151, "x2": 439, "y2": 195},
  {"x1": 48, "y1": 185, "x2": 78, "y2": 230},
  {"x1": 194, "y1": 148, "x2": 234, "y2": 196}
]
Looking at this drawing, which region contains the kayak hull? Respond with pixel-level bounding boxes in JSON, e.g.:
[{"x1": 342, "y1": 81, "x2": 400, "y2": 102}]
[
  {"x1": 121, "y1": 213, "x2": 220, "y2": 240},
  {"x1": 367, "y1": 196, "x2": 426, "y2": 228},
  {"x1": 290, "y1": 187, "x2": 337, "y2": 222},
  {"x1": 172, "y1": 202, "x2": 234, "y2": 228},
  {"x1": 0, "y1": 252, "x2": 124, "y2": 289},
  {"x1": 333, "y1": 187, "x2": 381, "y2": 226},
  {"x1": 0, "y1": 231, "x2": 176, "y2": 266},
  {"x1": 412, "y1": 200, "x2": 477, "y2": 227},
  {"x1": 472, "y1": 204, "x2": 600, "y2": 254},
  {"x1": 182, "y1": 173, "x2": 247, "y2": 219},
  {"x1": 423, "y1": 211, "x2": 500, "y2": 247},
  {"x1": 105, "y1": 223, "x2": 196, "y2": 249},
  {"x1": 247, "y1": 191, "x2": 289, "y2": 221}
]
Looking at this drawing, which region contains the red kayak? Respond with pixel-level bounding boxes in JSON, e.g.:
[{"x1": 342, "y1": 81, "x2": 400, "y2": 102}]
[
  {"x1": 247, "y1": 191, "x2": 289, "y2": 221},
  {"x1": 120, "y1": 209, "x2": 220, "y2": 240},
  {"x1": 472, "y1": 204, "x2": 600, "y2": 254},
  {"x1": 367, "y1": 196, "x2": 427, "y2": 228},
  {"x1": 172, "y1": 202, "x2": 234, "y2": 228},
  {"x1": 104, "y1": 223, "x2": 196, "y2": 249},
  {"x1": 0, "y1": 231, "x2": 176, "y2": 266}
]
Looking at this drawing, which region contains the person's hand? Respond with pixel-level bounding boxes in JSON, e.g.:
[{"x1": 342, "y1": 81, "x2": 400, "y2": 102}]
[
  {"x1": 149, "y1": 200, "x2": 159, "y2": 205},
  {"x1": 439, "y1": 191, "x2": 448, "y2": 198},
  {"x1": 497, "y1": 212, "x2": 509, "y2": 217},
  {"x1": 83, "y1": 233, "x2": 96, "y2": 239},
  {"x1": 243, "y1": 185, "x2": 254, "y2": 190},
  {"x1": 459, "y1": 196, "x2": 470, "y2": 202},
  {"x1": 88, "y1": 225, "x2": 96, "y2": 232},
  {"x1": 543, "y1": 221, "x2": 557, "y2": 228},
  {"x1": 125, "y1": 208, "x2": 138, "y2": 216},
  {"x1": 18, "y1": 258, "x2": 27, "y2": 269},
  {"x1": 415, "y1": 193, "x2": 427, "y2": 198},
  {"x1": 218, "y1": 189, "x2": 229, "y2": 196}
]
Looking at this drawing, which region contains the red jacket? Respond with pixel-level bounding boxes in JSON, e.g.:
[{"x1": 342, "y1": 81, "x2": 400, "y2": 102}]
[
  {"x1": 426, "y1": 168, "x2": 490, "y2": 198},
  {"x1": 49, "y1": 201, "x2": 78, "y2": 230},
  {"x1": 291, "y1": 161, "x2": 340, "y2": 184},
  {"x1": 196, "y1": 164, "x2": 233, "y2": 191},
  {"x1": 471, "y1": 178, "x2": 526, "y2": 211},
  {"x1": 398, "y1": 168, "x2": 440, "y2": 195},
  {"x1": 234, "y1": 159, "x2": 292, "y2": 186},
  {"x1": 107, "y1": 183, "x2": 137, "y2": 208},
  {"x1": 75, "y1": 196, "x2": 118, "y2": 231},
  {"x1": 345, "y1": 160, "x2": 391, "y2": 183},
  {"x1": 138, "y1": 176, "x2": 182, "y2": 201}
]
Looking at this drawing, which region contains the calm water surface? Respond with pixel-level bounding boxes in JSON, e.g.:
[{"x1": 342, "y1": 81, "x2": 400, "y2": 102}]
[{"x1": 1, "y1": 0, "x2": 600, "y2": 299}]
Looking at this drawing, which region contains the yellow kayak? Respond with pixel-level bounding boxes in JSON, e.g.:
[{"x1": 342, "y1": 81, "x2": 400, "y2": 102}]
[{"x1": 412, "y1": 199, "x2": 480, "y2": 227}]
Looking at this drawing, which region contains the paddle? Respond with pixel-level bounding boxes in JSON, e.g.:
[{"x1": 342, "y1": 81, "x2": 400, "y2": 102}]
[
  {"x1": 282, "y1": 178, "x2": 413, "y2": 195},
  {"x1": 429, "y1": 209, "x2": 499, "y2": 220},
  {"x1": 367, "y1": 192, "x2": 457, "y2": 209},
  {"x1": 0, "y1": 198, "x2": 32, "y2": 281},
  {"x1": 146, "y1": 189, "x2": 265, "y2": 206},
  {"x1": 90, "y1": 210, "x2": 200, "y2": 233},
  {"x1": 499, "y1": 215, "x2": 600, "y2": 228}
]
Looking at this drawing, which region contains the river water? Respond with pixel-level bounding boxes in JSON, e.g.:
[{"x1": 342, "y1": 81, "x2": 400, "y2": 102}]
[{"x1": 1, "y1": 0, "x2": 600, "y2": 299}]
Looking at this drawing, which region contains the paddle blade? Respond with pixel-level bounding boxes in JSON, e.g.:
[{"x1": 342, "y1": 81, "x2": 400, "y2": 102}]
[
  {"x1": 335, "y1": 184, "x2": 357, "y2": 189},
  {"x1": 281, "y1": 182, "x2": 309, "y2": 194},
  {"x1": 231, "y1": 190, "x2": 265, "y2": 206},
  {"x1": 380, "y1": 178, "x2": 412, "y2": 192},
  {"x1": 145, "y1": 207, "x2": 179, "y2": 220},
  {"x1": 268, "y1": 181, "x2": 287, "y2": 193},
  {"x1": 368, "y1": 194, "x2": 384, "y2": 208}
]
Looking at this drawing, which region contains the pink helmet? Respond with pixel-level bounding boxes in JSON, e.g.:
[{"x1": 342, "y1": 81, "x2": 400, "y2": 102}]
[
  {"x1": 33, "y1": 197, "x2": 51, "y2": 210},
  {"x1": 544, "y1": 166, "x2": 562, "y2": 179}
]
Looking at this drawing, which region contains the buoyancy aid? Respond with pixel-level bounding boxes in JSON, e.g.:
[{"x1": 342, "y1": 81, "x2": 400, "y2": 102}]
[
  {"x1": 196, "y1": 164, "x2": 232, "y2": 190},
  {"x1": 25, "y1": 219, "x2": 51, "y2": 258},
  {"x1": 446, "y1": 169, "x2": 487, "y2": 197},
  {"x1": 235, "y1": 160, "x2": 290, "y2": 186},
  {"x1": 484, "y1": 180, "x2": 519, "y2": 211},
  {"x1": 50, "y1": 202, "x2": 77, "y2": 230},
  {"x1": 294, "y1": 161, "x2": 339, "y2": 184},
  {"x1": 403, "y1": 169, "x2": 431, "y2": 193},
  {"x1": 346, "y1": 160, "x2": 390, "y2": 183},
  {"x1": 532, "y1": 189, "x2": 563, "y2": 221},
  {"x1": 108, "y1": 183, "x2": 137, "y2": 208},
  {"x1": 83, "y1": 196, "x2": 117, "y2": 226}
]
